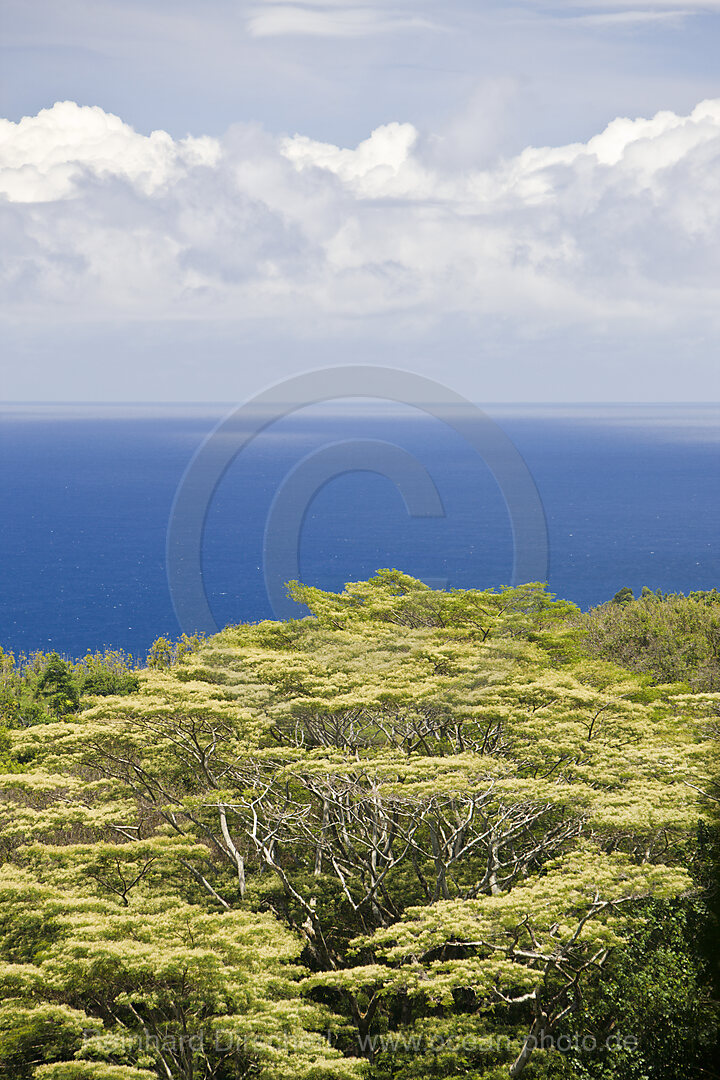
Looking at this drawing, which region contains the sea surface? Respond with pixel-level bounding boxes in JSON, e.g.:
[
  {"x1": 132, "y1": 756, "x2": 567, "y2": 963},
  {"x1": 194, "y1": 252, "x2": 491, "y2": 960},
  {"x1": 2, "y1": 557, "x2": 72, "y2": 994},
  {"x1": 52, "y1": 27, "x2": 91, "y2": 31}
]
[{"x1": 2, "y1": 403, "x2": 720, "y2": 659}]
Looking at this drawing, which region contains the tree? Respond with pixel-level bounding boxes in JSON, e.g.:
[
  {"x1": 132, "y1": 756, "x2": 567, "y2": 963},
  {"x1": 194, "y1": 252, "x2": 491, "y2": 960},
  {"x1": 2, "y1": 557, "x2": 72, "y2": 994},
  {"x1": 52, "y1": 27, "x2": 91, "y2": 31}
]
[
  {"x1": 35, "y1": 654, "x2": 80, "y2": 717},
  {"x1": 0, "y1": 573, "x2": 712, "y2": 1078},
  {"x1": 0, "y1": 862, "x2": 362, "y2": 1080},
  {"x1": 582, "y1": 588, "x2": 720, "y2": 688}
]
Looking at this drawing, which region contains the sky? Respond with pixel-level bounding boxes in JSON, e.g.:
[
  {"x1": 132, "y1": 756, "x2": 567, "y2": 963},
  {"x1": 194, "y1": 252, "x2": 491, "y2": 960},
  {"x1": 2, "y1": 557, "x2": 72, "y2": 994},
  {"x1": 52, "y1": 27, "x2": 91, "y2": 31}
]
[{"x1": 2, "y1": 0, "x2": 720, "y2": 402}]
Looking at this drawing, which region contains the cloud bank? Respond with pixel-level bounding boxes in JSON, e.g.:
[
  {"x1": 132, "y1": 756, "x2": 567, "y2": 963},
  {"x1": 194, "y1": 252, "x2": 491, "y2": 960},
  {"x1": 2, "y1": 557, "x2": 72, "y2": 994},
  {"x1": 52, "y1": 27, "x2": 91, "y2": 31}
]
[{"x1": 2, "y1": 99, "x2": 720, "y2": 340}]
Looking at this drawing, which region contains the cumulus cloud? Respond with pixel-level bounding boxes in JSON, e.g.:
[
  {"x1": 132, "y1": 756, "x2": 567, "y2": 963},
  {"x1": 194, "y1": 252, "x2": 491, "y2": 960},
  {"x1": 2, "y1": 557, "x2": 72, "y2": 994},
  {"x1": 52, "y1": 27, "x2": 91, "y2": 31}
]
[
  {"x1": 0, "y1": 102, "x2": 220, "y2": 202},
  {"x1": 2, "y1": 98, "x2": 720, "y2": 338},
  {"x1": 281, "y1": 122, "x2": 420, "y2": 192}
]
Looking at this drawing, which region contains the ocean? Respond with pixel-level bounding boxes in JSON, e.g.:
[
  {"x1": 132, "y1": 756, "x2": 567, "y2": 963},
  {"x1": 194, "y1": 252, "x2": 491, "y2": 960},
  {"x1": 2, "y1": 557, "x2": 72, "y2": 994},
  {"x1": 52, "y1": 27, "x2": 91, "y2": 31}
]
[{"x1": 2, "y1": 403, "x2": 720, "y2": 659}]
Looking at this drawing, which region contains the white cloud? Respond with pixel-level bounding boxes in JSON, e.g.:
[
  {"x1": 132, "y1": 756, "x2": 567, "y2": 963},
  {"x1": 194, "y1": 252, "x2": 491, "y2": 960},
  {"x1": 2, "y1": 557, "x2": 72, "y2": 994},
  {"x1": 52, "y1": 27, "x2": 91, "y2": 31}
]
[
  {"x1": 2, "y1": 98, "x2": 720, "y2": 345},
  {"x1": 579, "y1": 0, "x2": 720, "y2": 5},
  {"x1": 531, "y1": 0, "x2": 720, "y2": 9},
  {"x1": 246, "y1": 2, "x2": 438, "y2": 37},
  {"x1": 281, "y1": 122, "x2": 420, "y2": 192},
  {"x1": 0, "y1": 102, "x2": 220, "y2": 202},
  {"x1": 568, "y1": 9, "x2": 689, "y2": 25},
  {"x1": 524, "y1": 0, "x2": 720, "y2": 26}
]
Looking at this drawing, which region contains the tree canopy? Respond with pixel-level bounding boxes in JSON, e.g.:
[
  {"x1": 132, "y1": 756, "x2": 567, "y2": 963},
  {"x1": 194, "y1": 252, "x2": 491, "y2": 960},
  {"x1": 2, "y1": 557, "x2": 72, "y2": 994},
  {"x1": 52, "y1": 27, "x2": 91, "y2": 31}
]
[{"x1": 0, "y1": 572, "x2": 717, "y2": 1079}]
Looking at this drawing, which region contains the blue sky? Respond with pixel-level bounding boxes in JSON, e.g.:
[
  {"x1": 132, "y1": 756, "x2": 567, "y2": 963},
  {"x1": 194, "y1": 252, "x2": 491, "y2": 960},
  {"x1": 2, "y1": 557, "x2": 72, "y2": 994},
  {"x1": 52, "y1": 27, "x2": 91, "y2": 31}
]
[{"x1": 2, "y1": 0, "x2": 720, "y2": 401}]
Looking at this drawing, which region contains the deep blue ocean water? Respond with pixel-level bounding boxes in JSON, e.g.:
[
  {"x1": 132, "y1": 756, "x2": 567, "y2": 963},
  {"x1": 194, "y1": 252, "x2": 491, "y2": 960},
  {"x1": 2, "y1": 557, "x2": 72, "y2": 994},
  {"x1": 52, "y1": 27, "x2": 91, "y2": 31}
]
[{"x1": 2, "y1": 403, "x2": 720, "y2": 659}]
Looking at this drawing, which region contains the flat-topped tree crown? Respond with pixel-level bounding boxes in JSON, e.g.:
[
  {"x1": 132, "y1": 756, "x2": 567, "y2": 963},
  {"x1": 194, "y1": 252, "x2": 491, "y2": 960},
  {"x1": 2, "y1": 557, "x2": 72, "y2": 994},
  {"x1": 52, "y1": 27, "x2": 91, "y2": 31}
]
[{"x1": 0, "y1": 573, "x2": 714, "y2": 1078}]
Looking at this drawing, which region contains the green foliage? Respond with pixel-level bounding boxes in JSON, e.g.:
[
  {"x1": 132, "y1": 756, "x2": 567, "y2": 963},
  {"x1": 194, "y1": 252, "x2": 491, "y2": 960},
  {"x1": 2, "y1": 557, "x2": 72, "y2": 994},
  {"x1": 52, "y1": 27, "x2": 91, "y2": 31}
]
[
  {"x1": 288, "y1": 572, "x2": 579, "y2": 638},
  {"x1": 0, "y1": 864, "x2": 362, "y2": 1080},
  {"x1": 34, "y1": 1065, "x2": 156, "y2": 1079},
  {"x1": 0, "y1": 1004, "x2": 101, "y2": 1080},
  {"x1": 582, "y1": 588, "x2": 720, "y2": 688},
  {"x1": 35, "y1": 654, "x2": 81, "y2": 716},
  {"x1": 0, "y1": 573, "x2": 716, "y2": 1079},
  {"x1": 0, "y1": 646, "x2": 141, "y2": 728},
  {"x1": 528, "y1": 897, "x2": 719, "y2": 1080},
  {"x1": 0, "y1": 726, "x2": 21, "y2": 774},
  {"x1": 146, "y1": 633, "x2": 205, "y2": 670},
  {"x1": 76, "y1": 649, "x2": 141, "y2": 697}
]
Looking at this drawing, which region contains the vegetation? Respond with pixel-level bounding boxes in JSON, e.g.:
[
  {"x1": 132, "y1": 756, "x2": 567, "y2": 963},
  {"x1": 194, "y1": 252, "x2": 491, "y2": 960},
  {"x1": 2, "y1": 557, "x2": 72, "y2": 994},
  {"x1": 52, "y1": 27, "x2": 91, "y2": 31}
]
[
  {"x1": 0, "y1": 573, "x2": 717, "y2": 1080},
  {"x1": 0, "y1": 635, "x2": 204, "y2": 728},
  {"x1": 583, "y1": 586, "x2": 720, "y2": 689}
]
